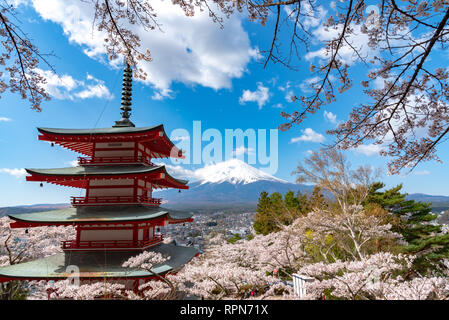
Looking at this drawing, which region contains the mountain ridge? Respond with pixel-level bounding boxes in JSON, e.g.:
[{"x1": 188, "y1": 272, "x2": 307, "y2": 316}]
[{"x1": 2, "y1": 160, "x2": 449, "y2": 214}]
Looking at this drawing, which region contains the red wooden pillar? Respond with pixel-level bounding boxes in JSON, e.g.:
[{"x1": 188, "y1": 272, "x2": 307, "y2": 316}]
[
  {"x1": 132, "y1": 224, "x2": 138, "y2": 246},
  {"x1": 76, "y1": 225, "x2": 81, "y2": 246},
  {"x1": 133, "y1": 177, "x2": 138, "y2": 202},
  {"x1": 143, "y1": 225, "x2": 149, "y2": 242},
  {"x1": 133, "y1": 279, "x2": 139, "y2": 293},
  {"x1": 92, "y1": 141, "x2": 98, "y2": 162}
]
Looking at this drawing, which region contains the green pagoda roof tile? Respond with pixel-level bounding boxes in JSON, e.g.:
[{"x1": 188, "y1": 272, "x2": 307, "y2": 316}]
[
  {"x1": 25, "y1": 165, "x2": 188, "y2": 185},
  {"x1": 0, "y1": 243, "x2": 199, "y2": 280},
  {"x1": 8, "y1": 206, "x2": 193, "y2": 224},
  {"x1": 26, "y1": 164, "x2": 162, "y2": 176},
  {"x1": 38, "y1": 125, "x2": 164, "y2": 136}
]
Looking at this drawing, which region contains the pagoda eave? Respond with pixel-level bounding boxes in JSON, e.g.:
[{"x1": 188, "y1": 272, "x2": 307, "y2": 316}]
[
  {"x1": 37, "y1": 125, "x2": 184, "y2": 159},
  {"x1": 25, "y1": 165, "x2": 189, "y2": 190},
  {"x1": 9, "y1": 217, "x2": 193, "y2": 229},
  {"x1": 8, "y1": 206, "x2": 193, "y2": 228},
  {"x1": 0, "y1": 244, "x2": 200, "y2": 283}
]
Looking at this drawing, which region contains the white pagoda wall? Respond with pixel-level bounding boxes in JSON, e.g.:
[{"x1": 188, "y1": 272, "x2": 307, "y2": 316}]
[
  {"x1": 87, "y1": 178, "x2": 135, "y2": 197},
  {"x1": 90, "y1": 179, "x2": 134, "y2": 186},
  {"x1": 88, "y1": 187, "x2": 134, "y2": 197},
  {"x1": 93, "y1": 142, "x2": 135, "y2": 158},
  {"x1": 80, "y1": 229, "x2": 133, "y2": 241}
]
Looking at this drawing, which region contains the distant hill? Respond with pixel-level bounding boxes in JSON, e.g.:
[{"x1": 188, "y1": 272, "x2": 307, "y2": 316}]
[
  {"x1": 158, "y1": 179, "x2": 314, "y2": 211},
  {"x1": 0, "y1": 203, "x2": 69, "y2": 217},
  {"x1": 405, "y1": 193, "x2": 449, "y2": 213},
  {"x1": 157, "y1": 159, "x2": 316, "y2": 211},
  {"x1": 158, "y1": 160, "x2": 449, "y2": 212},
  {"x1": 2, "y1": 160, "x2": 449, "y2": 215}
]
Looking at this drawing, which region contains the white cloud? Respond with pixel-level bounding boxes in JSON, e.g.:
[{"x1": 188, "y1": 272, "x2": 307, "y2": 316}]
[
  {"x1": 37, "y1": 69, "x2": 113, "y2": 100},
  {"x1": 68, "y1": 160, "x2": 78, "y2": 167},
  {"x1": 305, "y1": 149, "x2": 314, "y2": 155},
  {"x1": 0, "y1": 117, "x2": 12, "y2": 122},
  {"x1": 152, "y1": 90, "x2": 173, "y2": 101},
  {"x1": 290, "y1": 128, "x2": 325, "y2": 143},
  {"x1": 171, "y1": 136, "x2": 190, "y2": 142},
  {"x1": 353, "y1": 143, "x2": 383, "y2": 156},
  {"x1": 11, "y1": 0, "x2": 29, "y2": 7},
  {"x1": 74, "y1": 83, "x2": 112, "y2": 100},
  {"x1": 305, "y1": 24, "x2": 378, "y2": 66},
  {"x1": 37, "y1": 69, "x2": 78, "y2": 99},
  {"x1": 272, "y1": 103, "x2": 284, "y2": 109},
  {"x1": 278, "y1": 81, "x2": 291, "y2": 92},
  {"x1": 324, "y1": 111, "x2": 338, "y2": 124},
  {"x1": 239, "y1": 82, "x2": 270, "y2": 109},
  {"x1": 233, "y1": 146, "x2": 256, "y2": 156},
  {"x1": 158, "y1": 163, "x2": 198, "y2": 180},
  {"x1": 29, "y1": 0, "x2": 258, "y2": 99},
  {"x1": 285, "y1": 90, "x2": 295, "y2": 102},
  {"x1": 285, "y1": 2, "x2": 327, "y2": 30},
  {"x1": 0, "y1": 168, "x2": 27, "y2": 178},
  {"x1": 299, "y1": 75, "x2": 336, "y2": 94}
]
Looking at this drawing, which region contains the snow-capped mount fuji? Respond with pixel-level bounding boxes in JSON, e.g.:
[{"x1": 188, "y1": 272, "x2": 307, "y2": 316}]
[
  {"x1": 157, "y1": 159, "x2": 312, "y2": 211},
  {"x1": 195, "y1": 159, "x2": 288, "y2": 185}
]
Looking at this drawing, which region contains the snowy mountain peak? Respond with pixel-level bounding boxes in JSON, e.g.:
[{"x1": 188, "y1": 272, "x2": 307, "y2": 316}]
[{"x1": 195, "y1": 159, "x2": 288, "y2": 185}]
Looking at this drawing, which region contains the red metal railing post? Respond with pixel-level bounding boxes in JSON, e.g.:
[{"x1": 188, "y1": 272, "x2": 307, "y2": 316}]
[
  {"x1": 61, "y1": 235, "x2": 163, "y2": 250},
  {"x1": 77, "y1": 156, "x2": 155, "y2": 166}
]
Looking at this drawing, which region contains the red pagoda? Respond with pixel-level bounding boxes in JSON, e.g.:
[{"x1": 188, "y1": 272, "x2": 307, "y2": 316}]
[{"x1": 0, "y1": 64, "x2": 198, "y2": 290}]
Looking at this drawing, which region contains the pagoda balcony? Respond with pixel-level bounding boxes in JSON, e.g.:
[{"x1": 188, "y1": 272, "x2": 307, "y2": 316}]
[
  {"x1": 77, "y1": 156, "x2": 154, "y2": 166},
  {"x1": 61, "y1": 235, "x2": 163, "y2": 251},
  {"x1": 70, "y1": 195, "x2": 162, "y2": 207}
]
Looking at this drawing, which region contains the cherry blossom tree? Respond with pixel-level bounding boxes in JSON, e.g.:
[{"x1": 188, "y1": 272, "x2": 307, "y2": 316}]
[
  {"x1": 171, "y1": 233, "x2": 297, "y2": 299},
  {"x1": 28, "y1": 251, "x2": 174, "y2": 300},
  {"x1": 0, "y1": 217, "x2": 75, "y2": 267},
  {"x1": 299, "y1": 205, "x2": 401, "y2": 261},
  {"x1": 0, "y1": 216, "x2": 75, "y2": 299},
  {"x1": 294, "y1": 148, "x2": 380, "y2": 211},
  {"x1": 299, "y1": 252, "x2": 449, "y2": 300},
  {"x1": 2, "y1": 1, "x2": 449, "y2": 172},
  {"x1": 122, "y1": 251, "x2": 179, "y2": 299},
  {"x1": 258, "y1": 1, "x2": 449, "y2": 174},
  {"x1": 0, "y1": 3, "x2": 50, "y2": 111},
  {"x1": 0, "y1": 0, "x2": 232, "y2": 111},
  {"x1": 30, "y1": 280, "x2": 126, "y2": 300},
  {"x1": 21, "y1": 215, "x2": 447, "y2": 300},
  {"x1": 30, "y1": 231, "x2": 298, "y2": 300}
]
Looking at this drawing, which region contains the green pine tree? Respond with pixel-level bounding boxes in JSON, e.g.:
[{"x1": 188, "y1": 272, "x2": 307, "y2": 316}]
[
  {"x1": 284, "y1": 190, "x2": 299, "y2": 210},
  {"x1": 365, "y1": 182, "x2": 449, "y2": 274},
  {"x1": 253, "y1": 191, "x2": 278, "y2": 235},
  {"x1": 296, "y1": 191, "x2": 312, "y2": 214}
]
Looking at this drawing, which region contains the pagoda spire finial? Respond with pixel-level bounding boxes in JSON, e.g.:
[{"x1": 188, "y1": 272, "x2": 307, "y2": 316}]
[{"x1": 113, "y1": 60, "x2": 135, "y2": 128}]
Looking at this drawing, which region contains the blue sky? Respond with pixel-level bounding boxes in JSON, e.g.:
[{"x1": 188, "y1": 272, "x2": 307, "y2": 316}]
[{"x1": 0, "y1": 0, "x2": 449, "y2": 206}]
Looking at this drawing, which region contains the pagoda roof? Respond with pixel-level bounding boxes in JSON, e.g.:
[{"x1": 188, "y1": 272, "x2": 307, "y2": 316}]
[
  {"x1": 27, "y1": 164, "x2": 164, "y2": 177},
  {"x1": 38, "y1": 125, "x2": 163, "y2": 136},
  {"x1": 8, "y1": 206, "x2": 193, "y2": 226},
  {"x1": 0, "y1": 243, "x2": 199, "y2": 281},
  {"x1": 37, "y1": 124, "x2": 184, "y2": 159},
  {"x1": 25, "y1": 164, "x2": 188, "y2": 189}
]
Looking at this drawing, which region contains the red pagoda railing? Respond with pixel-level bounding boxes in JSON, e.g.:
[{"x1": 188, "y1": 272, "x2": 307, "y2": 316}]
[
  {"x1": 61, "y1": 235, "x2": 163, "y2": 250},
  {"x1": 78, "y1": 156, "x2": 154, "y2": 166},
  {"x1": 70, "y1": 195, "x2": 162, "y2": 206}
]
